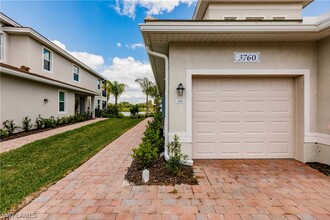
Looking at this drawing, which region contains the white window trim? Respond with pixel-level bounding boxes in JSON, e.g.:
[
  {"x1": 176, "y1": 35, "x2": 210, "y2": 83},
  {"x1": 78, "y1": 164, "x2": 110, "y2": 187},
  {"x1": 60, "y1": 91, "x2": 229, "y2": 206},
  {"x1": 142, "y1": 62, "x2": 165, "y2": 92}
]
[
  {"x1": 58, "y1": 90, "x2": 67, "y2": 114},
  {"x1": 97, "y1": 99, "x2": 101, "y2": 109},
  {"x1": 98, "y1": 79, "x2": 101, "y2": 90},
  {"x1": 73, "y1": 65, "x2": 80, "y2": 83},
  {"x1": 42, "y1": 46, "x2": 53, "y2": 73}
]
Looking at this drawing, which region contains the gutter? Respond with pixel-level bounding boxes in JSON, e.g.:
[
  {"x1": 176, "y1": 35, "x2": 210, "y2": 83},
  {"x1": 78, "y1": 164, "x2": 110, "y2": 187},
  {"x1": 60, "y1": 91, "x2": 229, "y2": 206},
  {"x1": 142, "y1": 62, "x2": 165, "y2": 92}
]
[{"x1": 145, "y1": 46, "x2": 193, "y2": 166}]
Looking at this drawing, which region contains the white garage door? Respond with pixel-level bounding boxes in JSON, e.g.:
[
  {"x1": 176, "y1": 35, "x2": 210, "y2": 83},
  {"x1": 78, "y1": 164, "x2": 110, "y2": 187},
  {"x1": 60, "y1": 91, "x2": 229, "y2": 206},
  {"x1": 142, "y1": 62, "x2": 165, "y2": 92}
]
[{"x1": 192, "y1": 77, "x2": 294, "y2": 159}]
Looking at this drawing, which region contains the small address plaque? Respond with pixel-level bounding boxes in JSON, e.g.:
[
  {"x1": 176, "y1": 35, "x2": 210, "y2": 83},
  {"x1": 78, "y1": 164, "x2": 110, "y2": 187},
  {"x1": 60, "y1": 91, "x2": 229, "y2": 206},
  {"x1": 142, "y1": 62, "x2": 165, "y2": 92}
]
[{"x1": 234, "y1": 52, "x2": 260, "y2": 63}]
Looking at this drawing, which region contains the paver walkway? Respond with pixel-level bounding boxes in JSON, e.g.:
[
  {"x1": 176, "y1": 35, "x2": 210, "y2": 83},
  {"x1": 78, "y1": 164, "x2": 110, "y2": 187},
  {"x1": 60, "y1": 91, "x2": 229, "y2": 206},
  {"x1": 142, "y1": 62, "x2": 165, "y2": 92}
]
[
  {"x1": 12, "y1": 118, "x2": 330, "y2": 219},
  {"x1": 0, "y1": 118, "x2": 107, "y2": 153}
]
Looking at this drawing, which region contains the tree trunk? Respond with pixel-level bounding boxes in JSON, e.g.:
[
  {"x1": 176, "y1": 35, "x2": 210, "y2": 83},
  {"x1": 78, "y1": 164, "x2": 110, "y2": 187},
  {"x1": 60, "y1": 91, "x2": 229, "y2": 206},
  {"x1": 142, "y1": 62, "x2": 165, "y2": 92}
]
[
  {"x1": 146, "y1": 95, "x2": 149, "y2": 116},
  {"x1": 115, "y1": 96, "x2": 118, "y2": 106}
]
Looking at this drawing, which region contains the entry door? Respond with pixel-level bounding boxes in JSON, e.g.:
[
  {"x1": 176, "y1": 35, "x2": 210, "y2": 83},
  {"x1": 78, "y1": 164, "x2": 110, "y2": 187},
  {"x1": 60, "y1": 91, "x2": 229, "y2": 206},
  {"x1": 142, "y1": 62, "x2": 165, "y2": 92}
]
[{"x1": 192, "y1": 77, "x2": 294, "y2": 159}]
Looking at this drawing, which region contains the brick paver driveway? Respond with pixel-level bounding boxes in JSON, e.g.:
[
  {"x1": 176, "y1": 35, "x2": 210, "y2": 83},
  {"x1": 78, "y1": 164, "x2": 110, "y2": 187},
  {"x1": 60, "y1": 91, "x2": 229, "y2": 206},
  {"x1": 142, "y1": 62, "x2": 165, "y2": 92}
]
[{"x1": 13, "y1": 119, "x2": 330, "y2": 219}]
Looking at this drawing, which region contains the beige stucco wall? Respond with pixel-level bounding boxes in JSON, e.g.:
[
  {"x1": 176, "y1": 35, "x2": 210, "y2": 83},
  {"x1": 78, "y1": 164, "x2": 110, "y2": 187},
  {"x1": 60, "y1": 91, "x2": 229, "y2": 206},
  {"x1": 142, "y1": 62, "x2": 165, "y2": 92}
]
[
  {"x1": 6, "y1": 34, "x2": 101, "y2": 94},
  {"x1": 317, "y1": 36, "x2": 330, "y2": 135},
  {"x1": 203, "y1": 3, "x2": 302, "y2": 20},
  {"x1": 168, "y1": 41, "x2": 319, "y2": 161},
  {"x1": 0, "y1": 74, "x2": 75, "y2": 130},
  {"x1": 169, "y1": 41, "x2": 318, "y2": 132}
]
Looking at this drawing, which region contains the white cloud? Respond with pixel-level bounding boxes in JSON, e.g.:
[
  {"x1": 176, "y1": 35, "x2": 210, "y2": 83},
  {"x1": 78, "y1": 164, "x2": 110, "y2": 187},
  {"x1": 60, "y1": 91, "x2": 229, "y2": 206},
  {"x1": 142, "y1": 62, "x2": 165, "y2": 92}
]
[
  {"x1": 114, "y1": 0, "x2": 196, "y2": 19},
  {"x1": 52, "y1": 40, "x2": 66, "y2": 50},
  {"x1": 101, "y1": 57, "x2": 154, "y2": 104},
  {"x1": 126, "y1": 43, "x2": 145, "y2": 49},
  {"x1": 51, "y1": 40, "x2": 104, "y2": 70},
  {"x1": 117, "y1": 42, "x2": 122, "y2": 47},
  {"x1": 51, "y1": 40, "x2": 153, "y2": 104}
]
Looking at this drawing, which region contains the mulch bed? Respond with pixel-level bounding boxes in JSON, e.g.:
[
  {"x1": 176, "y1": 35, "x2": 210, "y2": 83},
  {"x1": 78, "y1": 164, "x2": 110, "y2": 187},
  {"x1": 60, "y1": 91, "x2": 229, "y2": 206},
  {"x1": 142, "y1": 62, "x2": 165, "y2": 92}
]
[
  {"x1": 125, "y1": 156, "x2": 198, "y2": 185},
  {"x1": 306, "y1": 162, "x2": 330, "y2": 176},
  {"x1": 0, "y1": 119, "x2": 93, "y2": 142}
]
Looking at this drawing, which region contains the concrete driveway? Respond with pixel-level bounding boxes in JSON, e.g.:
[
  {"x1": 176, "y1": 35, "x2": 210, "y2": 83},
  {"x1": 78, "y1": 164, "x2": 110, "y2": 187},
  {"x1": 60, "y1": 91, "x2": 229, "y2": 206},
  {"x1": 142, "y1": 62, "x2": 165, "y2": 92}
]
[{"x1": 11, "y1": 119, "x2": 330, "y2": 220}]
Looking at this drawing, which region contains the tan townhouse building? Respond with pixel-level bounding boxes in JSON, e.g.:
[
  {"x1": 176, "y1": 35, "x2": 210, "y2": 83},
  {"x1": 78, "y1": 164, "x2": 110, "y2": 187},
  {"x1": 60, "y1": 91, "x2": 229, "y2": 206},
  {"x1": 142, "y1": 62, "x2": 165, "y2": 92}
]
[
  {"x1": 0, "y1": 13, "x2": 108, "y2": 129},
  {"x1": 141, "y1": 0, "x2": 330, "y2": 165}
]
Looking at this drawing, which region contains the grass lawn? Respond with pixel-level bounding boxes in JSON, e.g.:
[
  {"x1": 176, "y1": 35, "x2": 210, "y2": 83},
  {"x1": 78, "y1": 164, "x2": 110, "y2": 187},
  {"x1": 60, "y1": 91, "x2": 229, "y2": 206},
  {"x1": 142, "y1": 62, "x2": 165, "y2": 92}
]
[{"x1": 0, "y1": 118, "x2": 143, "y2": 213}]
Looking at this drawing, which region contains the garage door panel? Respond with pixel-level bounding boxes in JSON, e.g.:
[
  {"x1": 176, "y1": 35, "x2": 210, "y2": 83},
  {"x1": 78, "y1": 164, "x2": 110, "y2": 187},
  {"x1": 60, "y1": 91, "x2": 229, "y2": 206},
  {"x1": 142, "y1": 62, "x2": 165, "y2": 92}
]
[
  {"x1": 194, "y1": 142, "x2": 217, "y2": 157},
  {"x1": 195, "y1": 121, "x2": 216, "y2": 134},
  {"x1": 195, "y1": 100, "x2": 216, "y2": 114},
  {"x1": 269, "y1": 141, "x2": 291, "y2": 155},
  {"x1": 244, "y1": 120, "x2": 266, "y2": 135},
  {"x1": 244, "y1": 142, "x2": 267, "y2": 155},
  {"x1": 192, "y1": 77, "x2": 294, "y2": 159},
  {"x1": 219, "y1": 120, "x2": 242, "y2": 135},
  {"x1": 219, "y1": 141, "x2": 241, "y2": 156}
]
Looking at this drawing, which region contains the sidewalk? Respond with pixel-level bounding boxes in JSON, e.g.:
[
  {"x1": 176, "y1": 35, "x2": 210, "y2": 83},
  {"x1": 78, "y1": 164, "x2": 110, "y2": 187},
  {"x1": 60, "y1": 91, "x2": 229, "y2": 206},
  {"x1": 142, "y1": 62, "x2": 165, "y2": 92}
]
[{"x1": 0, "y1": 118, "x2": 107, "y2": 154}]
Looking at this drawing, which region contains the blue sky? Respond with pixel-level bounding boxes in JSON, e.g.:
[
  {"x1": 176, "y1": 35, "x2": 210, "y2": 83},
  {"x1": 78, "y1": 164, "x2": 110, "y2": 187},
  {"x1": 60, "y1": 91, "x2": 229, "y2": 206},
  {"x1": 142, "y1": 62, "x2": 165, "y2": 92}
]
[{"x1": 2, "y1": 0, "x2": 329, "y2": 103}]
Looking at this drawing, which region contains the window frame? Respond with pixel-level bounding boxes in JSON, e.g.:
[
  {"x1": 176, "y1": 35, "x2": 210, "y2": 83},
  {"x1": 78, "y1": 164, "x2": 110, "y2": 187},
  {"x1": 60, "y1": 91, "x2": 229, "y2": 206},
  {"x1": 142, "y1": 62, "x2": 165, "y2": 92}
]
[
  {"x1": 58, "y1": 90, "x2": 67, "y2": 113},
  {"x1": 73, "y1": 65, "x2": 80, "y2": 82},
  {"x1": 42, "y1": 47, "x2": 53, "y2": 73},
  {"x1": 98, "y1": 79, "x2": 101, "y2": 90},
  {"x1": 97, "y1": 100, "x2": 101, "y2": 109}
]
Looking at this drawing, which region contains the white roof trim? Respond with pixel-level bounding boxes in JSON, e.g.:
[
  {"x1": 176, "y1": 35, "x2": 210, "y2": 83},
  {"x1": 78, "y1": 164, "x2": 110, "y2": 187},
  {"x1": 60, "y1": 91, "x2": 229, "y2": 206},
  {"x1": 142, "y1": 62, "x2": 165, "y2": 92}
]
[
  {"x1": 1, "y1": 66, "x2": 100, "y2": 96},
  {"x1": 3, "y1": 26, "x2": 105, "y2": 80},
  {"x1": 0, "y1": 13, "x2": 22, "y2": 27},
  {"x1": 141, "y1": 17, "x2": 330, "y2": 33}
]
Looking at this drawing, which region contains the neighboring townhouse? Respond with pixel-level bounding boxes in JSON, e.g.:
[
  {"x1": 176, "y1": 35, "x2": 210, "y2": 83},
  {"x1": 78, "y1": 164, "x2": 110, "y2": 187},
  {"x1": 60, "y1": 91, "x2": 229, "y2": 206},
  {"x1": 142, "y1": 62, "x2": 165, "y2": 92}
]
[
  {"x1": 140, "y1": 0, "x2": 330, "y2": 165},
  {"x1": 0, "y1": 13, "x2": 107, "y2": 130}
]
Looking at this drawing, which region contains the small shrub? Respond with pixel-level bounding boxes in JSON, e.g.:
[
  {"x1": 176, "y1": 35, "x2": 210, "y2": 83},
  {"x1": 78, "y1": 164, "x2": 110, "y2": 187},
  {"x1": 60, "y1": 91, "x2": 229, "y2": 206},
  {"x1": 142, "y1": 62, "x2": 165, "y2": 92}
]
[
  {"x1": 107, "y1": 105, "x2": 120, "y2": 117},
  {"x1": 43, "y1": 116, "x2": 57, "y2": 128},
  {"x1": 130, "y1": 105, "x2": 140, "y2": 117},
  {"x1": 132, "y1": 141, "x2": 158, "y2": 168},
  {"x1": 35, "y1": 115, "x2": 44, "y2": 129},
  {"x1": 116, "y1": 113, "x2": 124, "y2": 118},
  {"x1": 166, "y1": 135, "x2": 188, "y2": 175},
  {"x1": 2, "y1": 120, "x2": 17, "y2": 135},
  {"x1": 0, "y1": 129, "x2": 9, "y2": 139},
  {"x1": 22, "y1": 116, "x2": 33, "y2": 132}
]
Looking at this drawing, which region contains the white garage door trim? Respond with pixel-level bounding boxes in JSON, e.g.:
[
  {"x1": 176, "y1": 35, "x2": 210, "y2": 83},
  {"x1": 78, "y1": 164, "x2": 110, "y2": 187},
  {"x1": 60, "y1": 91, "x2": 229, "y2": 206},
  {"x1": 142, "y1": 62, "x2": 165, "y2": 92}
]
[{"x1": 168, "y1": 69, "x2": 311, "y2": 160}]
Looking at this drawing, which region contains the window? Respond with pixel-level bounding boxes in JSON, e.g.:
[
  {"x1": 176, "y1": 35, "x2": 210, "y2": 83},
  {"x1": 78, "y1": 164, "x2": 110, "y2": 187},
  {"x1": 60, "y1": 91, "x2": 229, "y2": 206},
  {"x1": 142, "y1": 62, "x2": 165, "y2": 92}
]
[
  {"x1": 98, "y1": 79, "x2": 101, "y2": 89},
  {"x1": 59, "y1": 91, "x2": 66, "y2": 112},
  {"x1": 43, "y1": 48, "x2": 52, "y2": 71},
  {"x1": 102, "y1": 101, "x2": 107, "y2": 110},
  {"x1": 97, "y1": 100, "x2": 101, "y2": 109},
  {"x1": 73, "y1": 65, "x2": 79, "y2": 82},
  {"x1": 0, "y1": 34, "x2": 3, "y2": 60}
]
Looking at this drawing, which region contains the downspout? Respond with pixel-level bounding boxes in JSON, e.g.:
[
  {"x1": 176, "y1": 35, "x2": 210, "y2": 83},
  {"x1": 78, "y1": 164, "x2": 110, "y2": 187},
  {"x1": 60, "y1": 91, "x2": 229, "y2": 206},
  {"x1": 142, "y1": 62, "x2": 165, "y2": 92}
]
[{"x1": 145, "y1": 46, "x2": 193, "y2": 166}]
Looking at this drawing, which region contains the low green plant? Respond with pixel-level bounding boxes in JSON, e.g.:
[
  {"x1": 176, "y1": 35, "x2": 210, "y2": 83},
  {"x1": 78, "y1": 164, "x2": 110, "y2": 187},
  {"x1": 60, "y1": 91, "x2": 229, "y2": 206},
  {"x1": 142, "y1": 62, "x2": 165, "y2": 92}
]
[
  {"x1": 142, "y1": 112, "x2": 164, "y2": 153},
  {"x1": 132, "y1": 141, "x2": 158, "y2": 168},
  {"x1": 2, "y1": 120, "x2": 17, "y2": 135},
  {"x1": 35, "y1": 115, "x2": 44, "y2": 129},
  {"x1": 43, "y1": 116, "x2": 57, "y2": 128},
  {"x1": 130, "y1": 105, "x2": 140, "y2": 117},
  {"x1": 166, "y1": 135, "x2": 188, "y2": 175},
  {"x1": 21, "y1": 116, "x2": 33, "y2": 132},
  {"x1": 0, "y1": 129, "x2": 9, "y2": 139}
]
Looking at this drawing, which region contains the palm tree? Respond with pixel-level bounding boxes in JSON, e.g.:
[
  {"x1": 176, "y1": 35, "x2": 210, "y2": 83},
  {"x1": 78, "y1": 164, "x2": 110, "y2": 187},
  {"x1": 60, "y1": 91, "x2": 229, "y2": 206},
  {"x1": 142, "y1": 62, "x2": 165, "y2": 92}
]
[
  {"x1": 101, "y1": 80, "x2": 112, "y2": 104},
  {"x1": 110, "y1": 81, "x2": 128, "y2": 106},
  {"x1": 150, "y1": 84, "x2": 161, "y2": 112},
  {"x1": 135, "y1": 78, "x2": 154, "y2": 115}
]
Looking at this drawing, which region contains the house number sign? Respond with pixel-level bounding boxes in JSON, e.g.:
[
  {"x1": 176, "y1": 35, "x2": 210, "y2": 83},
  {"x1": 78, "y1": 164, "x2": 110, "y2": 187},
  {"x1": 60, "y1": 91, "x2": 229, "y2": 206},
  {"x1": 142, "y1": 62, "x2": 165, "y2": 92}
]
[{"x1": 234, "y1": 52, "x2": 260, "y2": 63}]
